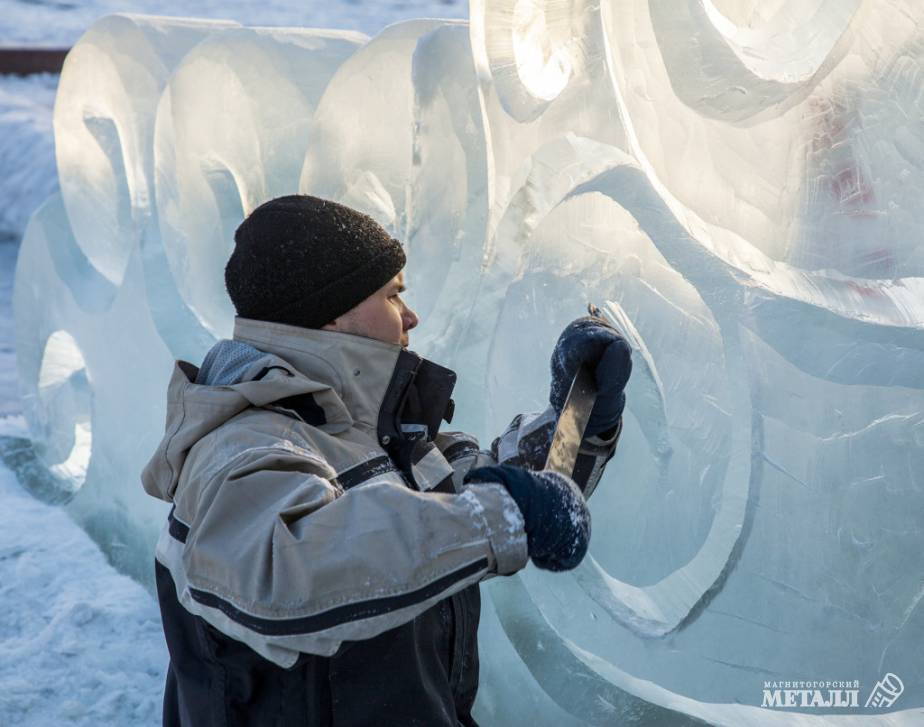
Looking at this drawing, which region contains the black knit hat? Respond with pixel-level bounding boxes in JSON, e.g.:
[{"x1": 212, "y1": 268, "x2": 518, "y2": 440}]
[{"x1": 225, "y1": 195, "x2": 406, "y2": 329}]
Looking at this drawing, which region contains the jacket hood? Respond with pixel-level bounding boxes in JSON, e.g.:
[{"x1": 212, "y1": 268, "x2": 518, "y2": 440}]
[{"x1": 141, "y1": 318, "x2": 404, "y2": 503}]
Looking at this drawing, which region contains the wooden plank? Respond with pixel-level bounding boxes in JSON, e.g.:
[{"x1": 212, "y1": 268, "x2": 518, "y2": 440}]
[{"x1": 0, "y1": 48, "x2": 70, "y2": 76}]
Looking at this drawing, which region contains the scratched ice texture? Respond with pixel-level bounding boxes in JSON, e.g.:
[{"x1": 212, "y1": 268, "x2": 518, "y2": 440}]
[{"x1": 14, "y1": 3, "x2": 924, "y2": 725}]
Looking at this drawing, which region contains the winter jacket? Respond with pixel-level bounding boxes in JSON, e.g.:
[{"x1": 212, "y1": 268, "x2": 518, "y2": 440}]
[{"x1": 142, "y1": 317, "x2": 622, "y2": 726}]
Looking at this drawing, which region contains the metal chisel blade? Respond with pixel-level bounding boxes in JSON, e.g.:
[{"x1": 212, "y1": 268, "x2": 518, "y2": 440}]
[{"x1": 544, "y1": 363, "x2": 596, "y2": 478}]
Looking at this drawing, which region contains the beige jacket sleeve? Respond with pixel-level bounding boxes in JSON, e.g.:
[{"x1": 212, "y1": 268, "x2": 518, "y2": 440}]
[{"x1": 159, "y1": 441, "x2": 527, "y2": 668}]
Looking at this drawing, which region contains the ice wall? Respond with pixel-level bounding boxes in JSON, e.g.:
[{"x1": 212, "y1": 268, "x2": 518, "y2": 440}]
[{"x1": 14, "y1": 4, "x2": 924, "y2": 724}]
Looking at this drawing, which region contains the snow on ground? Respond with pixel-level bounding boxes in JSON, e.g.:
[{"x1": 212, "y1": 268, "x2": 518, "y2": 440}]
[
  {"x1": 0, "y1": 3, "x2": 470, "y2": 725},
  {"x1": 0, "y1": 415, "x2": 168, "y2": 727},
  {"x1": 0, "y1": 239, "x2": 22, "y2": 416},
  {"x1": 0, "y1": 74, "x2": 58, "y2": 240},
  {"x1": 1, "y1": 0, "x2": 466, "y2": 46}
]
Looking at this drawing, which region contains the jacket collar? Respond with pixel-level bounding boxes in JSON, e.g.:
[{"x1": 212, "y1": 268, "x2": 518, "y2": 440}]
[{"x1": 232, "y1": 317, "x2": 402, "y2": 429}]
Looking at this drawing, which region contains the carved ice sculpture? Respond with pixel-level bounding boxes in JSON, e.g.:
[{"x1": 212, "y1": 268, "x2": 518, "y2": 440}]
[{"x1": 15, "y1": 3, "x2": 924, "y2": 724}]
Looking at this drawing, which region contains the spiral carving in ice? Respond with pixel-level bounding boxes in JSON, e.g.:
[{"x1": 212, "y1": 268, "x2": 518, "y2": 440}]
[{"x1": 15, "y1": 3, "x2": 924, "y2": 723}]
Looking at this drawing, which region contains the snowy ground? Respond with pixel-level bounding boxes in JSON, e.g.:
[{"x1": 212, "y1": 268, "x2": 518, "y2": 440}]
[
  {"x1": 0, "y1": 240, "x2": 21, "y2": 415},
  {"x1": 0, "y1": 74, "x2": 57, "y2": 240},
  {"x1": 0, "y1": 3, "x2": 468, "y2": 725},
  {"x1": 0, "y1": 416, "x2": 168, "y2": 726}
]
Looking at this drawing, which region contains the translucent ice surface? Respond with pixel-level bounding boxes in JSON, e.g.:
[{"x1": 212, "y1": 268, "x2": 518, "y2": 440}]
[
  {"x1": 53, "y1": 15, "x2": 237, "y2": 287},
  {"x1": 155, "y1": 26, "x2": 367, "y2": 337},
  {"x1": 15, "y1": 4, "x2": 924, "y2": 724}
]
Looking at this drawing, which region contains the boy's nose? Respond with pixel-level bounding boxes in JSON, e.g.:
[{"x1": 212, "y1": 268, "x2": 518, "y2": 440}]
[{"x1": 404, "y1": 306, "x2": 420, "y2": 331}]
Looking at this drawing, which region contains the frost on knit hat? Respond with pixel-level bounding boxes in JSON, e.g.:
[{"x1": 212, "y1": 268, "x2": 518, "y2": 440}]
[{"x1": 225, "y1": 195, "x2": 406, "y2": 329}]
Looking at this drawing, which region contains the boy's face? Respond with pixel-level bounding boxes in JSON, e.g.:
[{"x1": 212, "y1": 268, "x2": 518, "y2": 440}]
[{"x1": 322, "y1": 271, "x2": 419, "y2": 348}]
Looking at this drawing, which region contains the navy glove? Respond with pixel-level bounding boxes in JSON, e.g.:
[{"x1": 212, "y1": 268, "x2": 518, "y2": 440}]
[
  {"x1": 550, "y1": 316, "x2": 632, "y2": 438},
  {"x1": 464, "y1": 464, "x2": 590, "y2": 572}
]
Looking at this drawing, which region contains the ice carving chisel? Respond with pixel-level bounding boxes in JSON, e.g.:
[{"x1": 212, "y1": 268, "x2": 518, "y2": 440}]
[{"x1": 543, "y1": 304, "x2": 602, "y2": 479}]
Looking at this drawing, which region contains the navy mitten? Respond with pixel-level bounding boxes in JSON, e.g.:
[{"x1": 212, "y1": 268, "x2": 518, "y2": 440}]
[
  {"x1": 550, "y1": 316, "x2": 632, "y2": 438},
  {"x1": 464, "y1": 465, "x2": 590, "y2": 571}
]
